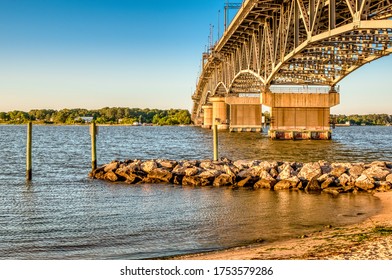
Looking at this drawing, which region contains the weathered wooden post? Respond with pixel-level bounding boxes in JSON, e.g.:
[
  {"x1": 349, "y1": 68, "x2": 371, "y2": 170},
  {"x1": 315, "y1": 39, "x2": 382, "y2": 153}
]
[
  {"x1": 213, "y1": 119, "x2": 219, "y2": 161},
  {"x1": 26, "y1": 121, "x2": 32, "y2": 180},
  {"x1": 90, "y1": 122, "x2": 97, "y2": 171}
]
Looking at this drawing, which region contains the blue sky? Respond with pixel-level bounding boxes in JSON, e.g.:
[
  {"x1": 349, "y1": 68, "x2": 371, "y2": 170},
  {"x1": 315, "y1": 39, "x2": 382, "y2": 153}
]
[{"x1": 0, "y1": 0, "x2": 391, "y2": 114}]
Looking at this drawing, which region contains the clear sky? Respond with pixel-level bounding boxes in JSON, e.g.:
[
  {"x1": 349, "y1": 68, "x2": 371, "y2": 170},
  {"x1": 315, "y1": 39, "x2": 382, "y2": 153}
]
[{"x1": 0, "y1": 0, "x2": 391, "y2": 114}]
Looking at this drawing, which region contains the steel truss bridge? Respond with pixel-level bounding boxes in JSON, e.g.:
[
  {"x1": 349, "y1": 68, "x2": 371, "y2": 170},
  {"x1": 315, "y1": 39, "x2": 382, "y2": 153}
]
[{"x1": 191, "y1": 0, "x2": 392, "y2": 138}]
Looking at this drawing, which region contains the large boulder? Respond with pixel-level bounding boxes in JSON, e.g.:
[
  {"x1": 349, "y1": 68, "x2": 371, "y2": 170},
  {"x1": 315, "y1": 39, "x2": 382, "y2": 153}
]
[
  {"x1": 330, "y1": 165, "x2": 347, "y2": 178},
  {"x1": 213, "y1": 174, "x2": 235, "y2": 187},
  {"x1": 298, "y1": 162, "x2": 322, "y2": 181},
  {"x1": 348, "y1": 165, "x2": 365, "y2": 178},
  {"x1": 104, "y1": 161, "x2": 119, "y2": 172},
  {"x1": 148, "y1": 168, "x2": 173, "y2": 183},
  {"x1": 222, "y1": 164, "x2": 237, "y2": 176},
  {"x1": 305, "y1": 177, "x2": 321, "y2": 192},
  {"x1": 237, "y1": 176, "x2": 258, "y2": 188},
  {"x1": 274, "y1": 180, "x2": 294, "y2": 190},
  {"x1": 254, "y1": 178, "x2": 276, "y2": 189},
  {"x1": 141, "y1": 160, "x2": 158, "y2": 173},
  {"x1": 199, "y1": 169, "x2": 221, "y2": 179},
  {"x1": 337, "y1": 173, "x2": 354, "y2": 187},
  {"x1": 233, "y1": 160, "x2": 254, "y2": 170},
  {"x1": 104, "y1": 171, "x2": 118, "y2": 182},
  {"x1": 355, "y1": 175, "x2": 375, "y2": 191},
  {"x1": 363, "y1": 166, "x2": 390, "y2": 181},
  {"x1": 182, "y1": 176, "x2": 211, "y2": 187},
  {"x1": 184, "y1": 166, "x2": 202, "y2": 176},
  {"x1": 321, "y1": 176, "x2": 336, "y2": 189},
  {"x1": 277, "y1": 164, "x2": 296, "y2": 180},
  {"x1": 157, "y1": 159, "x2": 177, "y2": 170}
]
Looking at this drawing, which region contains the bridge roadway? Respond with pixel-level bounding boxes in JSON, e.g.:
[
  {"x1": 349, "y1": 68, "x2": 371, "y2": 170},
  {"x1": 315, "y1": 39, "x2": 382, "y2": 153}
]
[{"x1": 191, "y1": 0, "x2": 392, "y2": 139}]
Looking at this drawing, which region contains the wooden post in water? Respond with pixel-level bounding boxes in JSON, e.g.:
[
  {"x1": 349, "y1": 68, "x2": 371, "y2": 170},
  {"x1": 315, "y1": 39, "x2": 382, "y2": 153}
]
[
  {"x1": 213, "y1": 119, "x2": 219, "y2": 161},
  {"x1": 90, "y1": 122, "x2": 97, "y2": 171},
  {"x1": 26, "y1": 122, "x2": 32, "y2": 180}
]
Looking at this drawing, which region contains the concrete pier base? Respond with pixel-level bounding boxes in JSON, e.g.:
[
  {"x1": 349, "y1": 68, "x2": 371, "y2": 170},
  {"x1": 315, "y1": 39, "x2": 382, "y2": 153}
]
[
  {"x1": 262, "y1": 89, "x2": 339, "y2": 140},
  {"x1": 201, "y1": 104, "x2": 213, "y2": 129},
  {"x1": 226, "y1": 96, "x2": 262, "y2": 133},
  {"x1": 269, "y1": 130, "x2": 331, "y2": 140}
]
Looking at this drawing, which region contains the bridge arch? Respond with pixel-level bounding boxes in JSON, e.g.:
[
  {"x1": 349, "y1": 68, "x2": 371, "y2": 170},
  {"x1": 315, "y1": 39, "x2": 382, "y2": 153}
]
[
  {"x1": 268, "y1": 21, "x2": 392, "y2": 86},
  {"x1": 213, "y1": 82, "x2": 229, "y2": 97},
  {"x1": 201, "y1": 90, "x2": 212, "y2": 106},
  {"x1": 229, "y1": 70, "x2": 264, "y2": 95}
]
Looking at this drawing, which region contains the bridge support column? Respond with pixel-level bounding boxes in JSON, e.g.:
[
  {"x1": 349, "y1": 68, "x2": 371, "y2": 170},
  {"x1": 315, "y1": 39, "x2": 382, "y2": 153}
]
[
  {"x1": 262, "y1": 89, "x2": 340, "y2": 140},
  {"x1": 201, "y1": 104, "x2": 213, "y2": 129},
  {"x1": 225, "y1": 96, "x2": 262, "y2": 132},
  {"x1": 210, "y1": 97, "x2": 229, "y2": 130}
]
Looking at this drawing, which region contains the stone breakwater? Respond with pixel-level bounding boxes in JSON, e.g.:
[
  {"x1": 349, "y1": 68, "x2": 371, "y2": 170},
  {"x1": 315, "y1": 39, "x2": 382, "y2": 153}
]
[{"x1": 89, "y1": 159, "x2": 392, "y2": 194}]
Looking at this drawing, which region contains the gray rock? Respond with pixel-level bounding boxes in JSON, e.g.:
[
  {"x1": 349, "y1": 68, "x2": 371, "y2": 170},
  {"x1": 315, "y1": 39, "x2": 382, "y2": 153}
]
[
  {"x1": 172, "y1": 165, "x2": 188, "y2": 176},
  {"x1": 184, "y1": 166, "x2": 201, "y2": 176},
  {"x1": 233, "y1": 160, "x2": 254, "y2": 169},
  {"x1": 259, "y1": 170, "x2": 275, "y2": 181},
  {"x1": 277, "y1": 164, "x2": 296, "y2": 180},
  {"x1": 305, "y1": 177, "x2": 321, "y2": 192},
  {"x1": 321, "y1": 177, "x2": 336, "y2": 189},
  {"x1": 157, "y1": 159, "x2": 177, "y2": 170},
  {"x1": 237, "y1": 176, "x2": 257, "y2": 188},
  {"x1": 104, "y1": 171, "x2": 118, "y2": 182},
  {"x1": 337, "y1": 173, "x2": 353, "y2": 187},
  {"x1": 104, "y1": 161, "x2": 119, "y2": 172},
  {"x1": 269, "y1": 168, "x2": 279, "y2": 178},
  {"x1": 363, "y1": 166, "x2": 390, "y2": 181},
  {"x1": 348, "y1": 165, "x2": 364, "y2": 178},
  {"x1": 213, "y1": 174, "x2": 235, "y2": 187},
  {"x1": 330, "y1": 165, "x2": 347, "y2": 177},
  {"x1": 182, "y1": 176, "x2": 210, "y2": 187},
  {"x1": 298, "y1": 162, "x2": 322, "y2": 181},
  {"x1": 199, "y1": 169, "x2": 222, "y2": 179},
  {"x1": 141, "y1": 160, "x2": 158, "y2": 173},
  {"x1": 355, "y1": 175, "x2": 375, "y2": 191},
  {"x1": 254, "y1": 179, "x2": 276, "y2": 189},
  {"x1": 274, "y1": 180, "x2": 293, "y2": 190},
  {"x1": 148, "y1": 168, "x2": 172, "y2": 183}
]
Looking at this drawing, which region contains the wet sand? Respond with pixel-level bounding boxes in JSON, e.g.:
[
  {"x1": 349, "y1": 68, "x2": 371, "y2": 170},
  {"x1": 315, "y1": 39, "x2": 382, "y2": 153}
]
[{"x1": 174, "y1": 192, "x2": 392, "y2": 260}]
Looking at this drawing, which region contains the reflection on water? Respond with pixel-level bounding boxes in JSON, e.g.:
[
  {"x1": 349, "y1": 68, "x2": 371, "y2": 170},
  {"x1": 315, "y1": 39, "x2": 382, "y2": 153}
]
[{"x1": 0, "y1": 125, "x2": 390, "y2": 259}]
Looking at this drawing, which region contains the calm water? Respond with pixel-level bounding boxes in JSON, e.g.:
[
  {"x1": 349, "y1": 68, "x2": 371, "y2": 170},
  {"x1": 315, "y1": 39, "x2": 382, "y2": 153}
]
[{"x1": 0, "y1": 125, "x2": 391, "y2": 259}]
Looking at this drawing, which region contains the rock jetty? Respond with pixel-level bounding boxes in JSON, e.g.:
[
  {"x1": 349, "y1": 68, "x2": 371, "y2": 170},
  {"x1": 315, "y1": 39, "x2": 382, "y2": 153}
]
[{"x1": 89, "y1": 159, "x2": 392, "y2": 194}]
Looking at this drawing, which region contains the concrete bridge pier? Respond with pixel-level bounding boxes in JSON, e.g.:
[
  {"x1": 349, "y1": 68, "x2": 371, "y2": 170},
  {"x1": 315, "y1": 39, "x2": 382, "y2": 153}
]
[
  {"x1": 225, "y1": 96, "x2": 262, "y2": 132},
  {"x1": 262, "y1": 88, "x2": 340, "y2": 140},
  {"x1": 201, "y1": 104, "x2": 213, "y2": 129},
  {"x1": 210, "y1": 97, "x2": 229, "y2": 130}
]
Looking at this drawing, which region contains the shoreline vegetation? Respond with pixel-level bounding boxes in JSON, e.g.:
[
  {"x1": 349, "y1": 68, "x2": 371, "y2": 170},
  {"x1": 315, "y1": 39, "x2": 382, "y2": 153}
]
[
  {"x1": 0, "y1": 107, "x2": 191, "y2": 126},
  {"x1": 1, "y1": 108, "x2": 392, "y2": 126}
]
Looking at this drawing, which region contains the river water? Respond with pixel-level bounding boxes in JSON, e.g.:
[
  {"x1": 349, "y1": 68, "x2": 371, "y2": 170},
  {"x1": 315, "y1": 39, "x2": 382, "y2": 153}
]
[{"x1": 0, "y1": 125, "x2": 391, "y2": 259}]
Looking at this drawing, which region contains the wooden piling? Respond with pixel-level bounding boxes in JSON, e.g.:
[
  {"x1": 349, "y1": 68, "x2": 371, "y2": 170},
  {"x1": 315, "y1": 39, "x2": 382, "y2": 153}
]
[
  {"x1": 213, "y1": 121, "x2": 218, "y2": 161},
  {"x1": 91, "y1": 122, "x2": 97, "y2": 171},
  {"x1": 26, "y1": 122, "x2": 32, "y2": 180}
]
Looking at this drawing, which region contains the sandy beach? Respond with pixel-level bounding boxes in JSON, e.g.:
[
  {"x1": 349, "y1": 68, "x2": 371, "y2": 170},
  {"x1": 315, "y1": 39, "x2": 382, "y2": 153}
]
[{"x1": 174, "y1": 192, "x2": 392, "y2": 260}]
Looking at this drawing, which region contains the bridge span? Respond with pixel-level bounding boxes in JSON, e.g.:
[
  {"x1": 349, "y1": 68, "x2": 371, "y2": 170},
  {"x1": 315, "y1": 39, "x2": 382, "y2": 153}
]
[{"x1": 191, "y1": 0, "x2": 392, "y2": 139}]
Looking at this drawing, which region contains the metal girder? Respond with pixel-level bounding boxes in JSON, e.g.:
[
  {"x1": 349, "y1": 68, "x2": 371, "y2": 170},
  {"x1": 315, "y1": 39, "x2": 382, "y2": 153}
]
[{"x1": 191, "y1": 0, "x2": 392, "y2": 123}]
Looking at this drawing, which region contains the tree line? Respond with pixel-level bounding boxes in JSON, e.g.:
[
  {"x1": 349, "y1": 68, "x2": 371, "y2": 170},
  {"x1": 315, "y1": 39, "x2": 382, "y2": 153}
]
[
  {"x1": 0, "y1": 107, "x2": 192, "y2": 125},
  {"x1": 331, "y1": 114, "x2": 392, "y2": 126}
]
